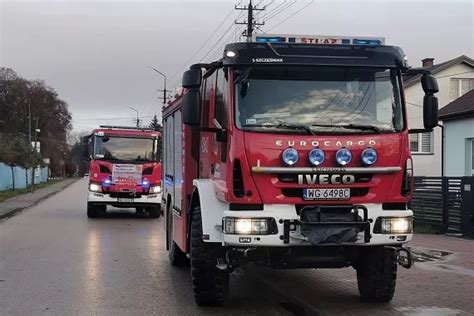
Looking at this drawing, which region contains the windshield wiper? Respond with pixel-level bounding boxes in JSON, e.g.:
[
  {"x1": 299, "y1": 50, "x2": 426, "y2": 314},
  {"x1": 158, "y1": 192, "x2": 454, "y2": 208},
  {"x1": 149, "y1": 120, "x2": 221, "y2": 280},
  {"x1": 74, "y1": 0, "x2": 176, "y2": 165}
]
[
  {"x1": 276, "y1": 120, "x2": 316, "y2": 135},
  {"x1": 242, "y1": 121, "x2": 316, "y2": 135},
  {"x1": 310, "y1": 123, "x2": 382, "y2": 134}
]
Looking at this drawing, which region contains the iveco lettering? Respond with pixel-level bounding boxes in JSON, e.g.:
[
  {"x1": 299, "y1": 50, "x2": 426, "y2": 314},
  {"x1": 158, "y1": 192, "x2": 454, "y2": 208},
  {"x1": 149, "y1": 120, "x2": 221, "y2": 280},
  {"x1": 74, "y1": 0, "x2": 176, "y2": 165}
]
[{"x1": 162, "y1": 34, "x2": 440, "y2": 306}]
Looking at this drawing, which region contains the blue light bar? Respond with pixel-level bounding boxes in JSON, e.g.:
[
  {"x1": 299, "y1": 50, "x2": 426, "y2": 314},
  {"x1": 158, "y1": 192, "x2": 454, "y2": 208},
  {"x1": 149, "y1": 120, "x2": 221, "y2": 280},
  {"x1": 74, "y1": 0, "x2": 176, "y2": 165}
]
[
  {"x1": 255, "y1": 36, "x2": 286, "y2": 43},
  {"x1": 352, "y1": 39, "x2": 382, "y2": 46}
]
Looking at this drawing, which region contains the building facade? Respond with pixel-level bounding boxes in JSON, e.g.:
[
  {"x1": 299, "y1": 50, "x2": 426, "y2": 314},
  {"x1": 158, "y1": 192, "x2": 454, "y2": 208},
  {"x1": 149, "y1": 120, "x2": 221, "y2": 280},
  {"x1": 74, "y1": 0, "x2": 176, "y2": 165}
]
[
  {"x1": 403, "y1": 56, "x2": 474, "y2": 176},
  {"x1": 439, "y1": 90, "x2": 474, "y2": 176}
]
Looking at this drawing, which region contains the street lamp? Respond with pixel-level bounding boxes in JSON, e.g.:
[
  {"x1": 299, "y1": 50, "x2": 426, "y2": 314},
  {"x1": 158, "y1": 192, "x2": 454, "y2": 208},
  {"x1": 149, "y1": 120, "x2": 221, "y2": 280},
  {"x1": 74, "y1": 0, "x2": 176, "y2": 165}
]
[
  {"x1": 31, "y1": 119, "x2": 40, "y2": 193},
  {"x1": 149, "y1": 66, "x2": 168, "y2": 104},
  {"x1": 129, "y1": 106, "x2": 140, "y2": 128}
]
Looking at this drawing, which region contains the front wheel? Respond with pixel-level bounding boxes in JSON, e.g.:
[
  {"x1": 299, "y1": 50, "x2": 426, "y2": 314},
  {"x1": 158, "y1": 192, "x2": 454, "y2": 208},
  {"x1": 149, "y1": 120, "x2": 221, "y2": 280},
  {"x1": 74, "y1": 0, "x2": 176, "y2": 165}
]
[
  {"x1": 148, "y1": 206, "x2": 160, "y2": 218},
  {"x1": 190, "y1": 203, "x2": 228, "y2": 306},
  {"x1": 356, "y1": 247, "x2": 397, "y2": 302},
  {"x1": 87, "y1": 203, "x2": 99, "y2": 218}
]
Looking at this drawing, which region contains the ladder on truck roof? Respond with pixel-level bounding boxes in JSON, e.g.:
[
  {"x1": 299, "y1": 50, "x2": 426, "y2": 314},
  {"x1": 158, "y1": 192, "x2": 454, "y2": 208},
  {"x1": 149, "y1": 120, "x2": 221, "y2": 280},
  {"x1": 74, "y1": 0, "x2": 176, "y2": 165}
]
[{"x1": 98, "y1": 125, "x2": 156, "y2": 131}]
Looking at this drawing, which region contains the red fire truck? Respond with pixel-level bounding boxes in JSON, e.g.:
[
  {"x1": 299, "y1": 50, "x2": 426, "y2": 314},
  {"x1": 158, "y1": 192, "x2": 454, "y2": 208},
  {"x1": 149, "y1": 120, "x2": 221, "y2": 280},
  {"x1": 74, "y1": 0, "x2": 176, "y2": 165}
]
[
  {"x1": 84, "y1": 126, "x2": 162, "y2": 218},
  {"x1": 162, "y1": 35, "x2": 439, "y2": 305}
]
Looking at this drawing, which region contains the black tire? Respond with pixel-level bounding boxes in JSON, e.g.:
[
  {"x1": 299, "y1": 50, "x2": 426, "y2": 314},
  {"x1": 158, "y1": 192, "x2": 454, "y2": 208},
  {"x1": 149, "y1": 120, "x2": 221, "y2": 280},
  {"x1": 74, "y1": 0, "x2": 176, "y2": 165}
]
[
  {"x1": 87, "y1": 203, "x2": 99, "y2": 218},
  {"x1": 167, "y1": 206, "x2": 188, "y2": 266},
  {"x1": 356, "y1": 247, "x2": 397, "y2": 302},
  {"x1": 190, "y1": 204, "x2": 228, "y2": 306},
  {"x1": 149, "y1": 206, "x2": 160, "y2": 218},
  {"x1": 136, "y1": 207, "x2": 144, "y2": 213}
]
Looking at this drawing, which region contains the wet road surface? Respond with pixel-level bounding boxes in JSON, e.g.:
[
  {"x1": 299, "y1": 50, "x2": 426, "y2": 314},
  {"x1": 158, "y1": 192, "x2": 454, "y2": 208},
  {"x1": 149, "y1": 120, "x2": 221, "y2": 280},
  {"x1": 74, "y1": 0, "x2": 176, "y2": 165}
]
[
  {"x1": 0, "y1": 179, "x2": 291, "y2": 315},
  {"x1": 2, "y1": 179, "x2": 473, "y2": 315}
]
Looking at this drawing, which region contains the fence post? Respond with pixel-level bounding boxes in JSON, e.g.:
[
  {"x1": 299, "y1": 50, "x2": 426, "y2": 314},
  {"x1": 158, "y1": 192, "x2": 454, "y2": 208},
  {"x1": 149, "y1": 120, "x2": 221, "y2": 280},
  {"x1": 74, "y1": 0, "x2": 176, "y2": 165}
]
[
  {"x1": 460, "y1": 177, "x2": 474, "y2": 238},
  {"x1": 442, "y1": 177, "x2": 449, "y2": 233}
]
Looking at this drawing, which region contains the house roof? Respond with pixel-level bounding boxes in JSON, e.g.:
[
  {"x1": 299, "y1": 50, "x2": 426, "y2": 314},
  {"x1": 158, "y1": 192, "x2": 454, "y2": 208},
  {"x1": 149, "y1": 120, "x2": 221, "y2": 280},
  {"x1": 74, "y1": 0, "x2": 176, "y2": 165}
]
[
  {"x1": 403, "y1": 55, "x2": 474, "y2": 88},
  {"x1": 439, "y1": 90, "x2": 474, "y2": 121}
]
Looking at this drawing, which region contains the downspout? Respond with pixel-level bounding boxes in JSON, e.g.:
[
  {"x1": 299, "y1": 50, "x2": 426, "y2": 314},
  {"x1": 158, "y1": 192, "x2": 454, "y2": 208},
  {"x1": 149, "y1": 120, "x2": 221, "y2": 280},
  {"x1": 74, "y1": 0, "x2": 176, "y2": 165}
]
[{"x1": 438, "y1": 124, "x2": 444, "y2": 177}]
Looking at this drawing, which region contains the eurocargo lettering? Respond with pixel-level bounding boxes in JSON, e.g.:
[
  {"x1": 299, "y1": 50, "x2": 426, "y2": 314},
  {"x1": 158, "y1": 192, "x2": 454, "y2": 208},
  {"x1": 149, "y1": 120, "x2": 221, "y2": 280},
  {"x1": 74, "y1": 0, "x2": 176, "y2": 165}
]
[
  {"x1": 83, "y1": 126, "x2": 162, "y2": 218},
  {"x1": 162, "y1": 34, "x2": 440, "y2": 306}
]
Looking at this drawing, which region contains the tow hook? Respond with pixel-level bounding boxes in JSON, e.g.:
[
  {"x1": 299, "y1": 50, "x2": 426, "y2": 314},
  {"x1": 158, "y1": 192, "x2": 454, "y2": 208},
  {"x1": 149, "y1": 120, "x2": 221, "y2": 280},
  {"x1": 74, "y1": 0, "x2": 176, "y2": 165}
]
[{"x1": 396, "y1": 247, "x2": 413, "y2": 269}]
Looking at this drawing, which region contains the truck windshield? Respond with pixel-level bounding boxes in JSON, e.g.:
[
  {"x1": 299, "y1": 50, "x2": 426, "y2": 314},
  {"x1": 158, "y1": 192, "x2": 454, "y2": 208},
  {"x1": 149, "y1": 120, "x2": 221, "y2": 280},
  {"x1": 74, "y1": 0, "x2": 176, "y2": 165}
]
[
  {"x1": 235, "y1": 66, "x2": 404, "y2": 134},
  {"x1": 93, "y1": 136, "x2": 157, "y2": 162}
]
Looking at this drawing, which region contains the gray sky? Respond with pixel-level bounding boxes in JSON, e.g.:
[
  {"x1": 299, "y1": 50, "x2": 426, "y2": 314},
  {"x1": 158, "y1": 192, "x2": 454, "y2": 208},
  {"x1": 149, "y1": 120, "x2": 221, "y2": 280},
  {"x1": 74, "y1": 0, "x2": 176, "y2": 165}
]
[{"x1": 1, "y1": 0, "x2": 473, "y2": 133}]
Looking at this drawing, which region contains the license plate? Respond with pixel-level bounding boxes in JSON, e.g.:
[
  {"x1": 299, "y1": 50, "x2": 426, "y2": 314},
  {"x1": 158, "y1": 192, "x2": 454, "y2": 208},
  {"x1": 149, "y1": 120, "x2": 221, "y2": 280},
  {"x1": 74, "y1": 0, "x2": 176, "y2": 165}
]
[
  {"x1": 303, "y1": 188, "x2": 350, "y2": 200},
  {"x1": 118, "y1": 198, "x2": 134, "y2": 203}
]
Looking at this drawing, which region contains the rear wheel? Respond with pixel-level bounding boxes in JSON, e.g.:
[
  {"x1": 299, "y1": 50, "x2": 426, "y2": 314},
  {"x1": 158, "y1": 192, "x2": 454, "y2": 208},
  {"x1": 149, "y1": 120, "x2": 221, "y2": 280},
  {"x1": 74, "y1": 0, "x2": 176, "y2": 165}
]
[
  {"x1": 190, "y1": 203, "x2": 228, "y2": 306},
  {"x1": 87, "y1": 203, "x2": 99, "y2": 218},
  {"x1": 135, "y1": 207, "x2": 144, "y2": 213},
  {"x1": 356, "y1": 247, "x2": 397, "y2": 302}
]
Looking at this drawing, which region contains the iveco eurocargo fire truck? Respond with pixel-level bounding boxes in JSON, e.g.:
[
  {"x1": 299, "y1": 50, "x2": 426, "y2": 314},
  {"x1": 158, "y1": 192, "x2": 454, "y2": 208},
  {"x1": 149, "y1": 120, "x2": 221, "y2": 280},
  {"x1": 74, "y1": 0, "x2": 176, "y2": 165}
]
[
  {"x1": 84, "y1": 126, "x2": 162, "y2": 218},
  {"x1": 162, "y1": 35, "x2": 439, "y2": 305}
]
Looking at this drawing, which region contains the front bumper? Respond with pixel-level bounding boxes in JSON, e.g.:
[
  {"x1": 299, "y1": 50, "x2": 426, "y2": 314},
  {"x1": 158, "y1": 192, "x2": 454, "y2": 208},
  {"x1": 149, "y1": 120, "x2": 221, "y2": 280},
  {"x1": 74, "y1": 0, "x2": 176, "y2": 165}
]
[
  {"x1": 221, "y1": 203, "x2": 412, "y2": 247},
  {"x1": 87, "y1": 191, "x2": 162, "y2": 207}
]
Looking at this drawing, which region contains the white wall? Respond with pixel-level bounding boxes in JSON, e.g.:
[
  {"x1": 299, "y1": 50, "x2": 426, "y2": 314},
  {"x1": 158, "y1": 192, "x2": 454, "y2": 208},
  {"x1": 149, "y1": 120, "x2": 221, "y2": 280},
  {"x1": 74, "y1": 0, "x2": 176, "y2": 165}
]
[
  {"x1": 444, "y1": 117, "x2": 474, "y2": 176},
  {"x1": 405, "y1": 62, "x2": 474, "y2": 176}
]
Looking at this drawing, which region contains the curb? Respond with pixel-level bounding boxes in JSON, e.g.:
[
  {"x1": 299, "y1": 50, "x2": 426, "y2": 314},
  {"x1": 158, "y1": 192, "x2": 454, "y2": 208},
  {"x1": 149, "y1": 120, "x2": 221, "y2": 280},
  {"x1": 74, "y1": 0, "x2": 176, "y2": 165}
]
[{"x1": 0, "y1": 179, "x2": 79, "y2": 220}]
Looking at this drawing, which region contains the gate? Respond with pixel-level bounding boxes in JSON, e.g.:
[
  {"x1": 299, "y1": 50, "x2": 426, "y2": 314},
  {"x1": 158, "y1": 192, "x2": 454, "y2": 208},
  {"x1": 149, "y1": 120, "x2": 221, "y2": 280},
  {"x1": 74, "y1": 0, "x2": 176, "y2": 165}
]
[{"x1": 410, "y1": 176, "x2": 474, "y2": 237}]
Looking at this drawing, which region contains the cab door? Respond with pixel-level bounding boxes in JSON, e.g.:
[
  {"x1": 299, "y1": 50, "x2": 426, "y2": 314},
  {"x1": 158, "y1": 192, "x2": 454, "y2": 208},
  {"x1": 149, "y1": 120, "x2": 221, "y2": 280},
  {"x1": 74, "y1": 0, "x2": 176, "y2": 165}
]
[{"x1": 210, "y1": 68, "x2": 229, "y2": 201}]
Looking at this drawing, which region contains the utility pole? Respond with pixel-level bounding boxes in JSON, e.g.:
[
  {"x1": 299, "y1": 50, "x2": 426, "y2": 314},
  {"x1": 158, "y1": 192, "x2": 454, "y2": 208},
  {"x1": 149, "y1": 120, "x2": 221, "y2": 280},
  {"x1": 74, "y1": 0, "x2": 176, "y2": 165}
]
[
  {"x1": 149, "y1": 67, "x2": 169, "y2": 104},
  {"x1": 235, "y1": 0, "x2": 265, "y2": 42},
  {"x1": 129, "y1": 106, "x2": 140, "y2": 128},
  {"x1": 31, "y1": 118, "x2": 39, "y2": 193}
]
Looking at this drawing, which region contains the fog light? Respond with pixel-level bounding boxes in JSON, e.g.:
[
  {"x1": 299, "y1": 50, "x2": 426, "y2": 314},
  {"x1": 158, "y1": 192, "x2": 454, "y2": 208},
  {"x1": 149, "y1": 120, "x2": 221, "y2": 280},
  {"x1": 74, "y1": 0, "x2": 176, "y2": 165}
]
[
  {"x1": 375, "y1": 217, "x2": 413, "y2": 234},
  {"x1": 223, "y1": 217, "x2": 272, "y2": 235},
  {"x1": 335, "y1": 148, "x2": 352, "y2": 166},
  {"x1": 282, "y1": 147, "x2": 299, "y2": 166}
]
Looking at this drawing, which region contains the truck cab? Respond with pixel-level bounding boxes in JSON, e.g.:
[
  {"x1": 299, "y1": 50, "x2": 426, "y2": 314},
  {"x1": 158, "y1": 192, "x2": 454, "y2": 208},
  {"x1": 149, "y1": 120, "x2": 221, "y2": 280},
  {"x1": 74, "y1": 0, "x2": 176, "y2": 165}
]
[{"x1": 163, "y1": 35, "x2": 439, "y2": 305}]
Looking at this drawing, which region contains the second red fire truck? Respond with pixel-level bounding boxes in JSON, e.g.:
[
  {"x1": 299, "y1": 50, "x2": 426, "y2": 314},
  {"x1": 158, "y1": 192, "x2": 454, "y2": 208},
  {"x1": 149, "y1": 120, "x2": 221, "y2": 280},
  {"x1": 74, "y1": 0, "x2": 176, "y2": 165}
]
[
  {"x1": 84, "y1": 126, "x2": 162, "y2": 218},
  {"x1": 162, "y1": 35, "x2": 439, "y2": 305}
]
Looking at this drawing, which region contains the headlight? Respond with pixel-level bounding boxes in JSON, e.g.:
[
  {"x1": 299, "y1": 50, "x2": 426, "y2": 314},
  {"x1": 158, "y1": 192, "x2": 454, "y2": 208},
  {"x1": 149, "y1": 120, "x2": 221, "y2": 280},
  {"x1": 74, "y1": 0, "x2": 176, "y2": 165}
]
[
  {"x1": 374, "y1": 217, "x2": 413, "y2": 234},
  {"x1": 89, "y1": 183, "x2": 102, "y2": 192},
  {"x1": 149, "y1": 185, "x2": 161, "y2": 194},
  {"x1": 281, "y1": 147, "x2": 299, "y2": 166},
  {"x1": 361, "y1": 147, "x2": 378, "y2": 166},
  {"x1": 308, "y1": 148, "x2": 325, "y2": 166},
  {"x1": 335, "y1": 148, "x2": 352, "y2": 166},
  {"x1": 222, "y1": 217, "x2": 273, "y2": 235}
]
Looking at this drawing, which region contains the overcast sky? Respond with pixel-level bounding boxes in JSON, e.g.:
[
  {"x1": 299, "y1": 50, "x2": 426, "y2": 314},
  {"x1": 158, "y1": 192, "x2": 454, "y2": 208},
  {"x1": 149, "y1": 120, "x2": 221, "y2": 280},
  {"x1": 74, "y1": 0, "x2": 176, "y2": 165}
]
[{"x1": 1, "y1": 0, "x2": 473, "y2": 133}]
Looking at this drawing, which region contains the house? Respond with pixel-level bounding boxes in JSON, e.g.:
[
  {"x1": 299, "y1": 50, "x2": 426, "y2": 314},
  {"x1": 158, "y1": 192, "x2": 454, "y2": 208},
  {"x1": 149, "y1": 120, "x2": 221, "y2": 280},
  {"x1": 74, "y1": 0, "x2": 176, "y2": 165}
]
[
  {"x1": 439, "y1": 90, "x2": 474, "y2": 176},
  {"x1": 403, "y1": 55, "x2": 474, "y2": 176}
]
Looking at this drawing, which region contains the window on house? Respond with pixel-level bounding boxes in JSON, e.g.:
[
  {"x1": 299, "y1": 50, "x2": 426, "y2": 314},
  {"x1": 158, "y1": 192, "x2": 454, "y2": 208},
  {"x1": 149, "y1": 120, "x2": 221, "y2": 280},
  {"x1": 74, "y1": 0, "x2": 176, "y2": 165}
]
[
  {"x1": 450, "y1": 78, "x2": 474, "y2": 100},
  {"x1": 410, "y1": 132, "x2": 433, "y2": 154}
]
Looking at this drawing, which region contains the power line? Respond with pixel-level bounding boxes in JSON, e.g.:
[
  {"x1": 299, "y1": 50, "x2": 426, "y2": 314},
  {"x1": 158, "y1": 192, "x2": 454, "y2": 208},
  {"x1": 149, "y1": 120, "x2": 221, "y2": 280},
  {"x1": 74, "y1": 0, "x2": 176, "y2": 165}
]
[
  {"x1": 264, "y1": 0, "x2": 297, "y2": 22},
  {"x1": 167, "y1": 5, "x2": 238, "y2": 86},
  {"x1": 200, "y1": 22, "x2": 236, "y2": 62},
  {"x1": 267, "y1": 0, "x2": 314, "y2": 31}
]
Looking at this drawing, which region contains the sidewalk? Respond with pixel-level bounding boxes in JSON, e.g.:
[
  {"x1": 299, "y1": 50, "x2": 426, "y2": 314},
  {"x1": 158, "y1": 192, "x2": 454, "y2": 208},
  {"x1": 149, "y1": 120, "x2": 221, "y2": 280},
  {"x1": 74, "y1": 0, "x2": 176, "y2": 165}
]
[
  {"x1": 251, "y1": 233, "x2": 474, "y2": 315},
  {"x1": 0, "y1": 178, "x2": 78, "y2": 220}
]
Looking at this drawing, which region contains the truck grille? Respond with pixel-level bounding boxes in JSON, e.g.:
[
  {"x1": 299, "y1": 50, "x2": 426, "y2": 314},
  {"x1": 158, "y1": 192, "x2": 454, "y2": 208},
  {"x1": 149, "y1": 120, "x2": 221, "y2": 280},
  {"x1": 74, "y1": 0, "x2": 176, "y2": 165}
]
[{"x1": 278, "y1": 174, "x2": 372, "y2": 184}]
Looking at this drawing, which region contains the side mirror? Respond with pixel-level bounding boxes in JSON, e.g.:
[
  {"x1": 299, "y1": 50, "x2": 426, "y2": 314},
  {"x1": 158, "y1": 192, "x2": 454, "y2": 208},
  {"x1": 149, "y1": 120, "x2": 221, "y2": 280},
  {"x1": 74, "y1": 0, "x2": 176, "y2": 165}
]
[
  {"x1": 183, "y1": 89, "x2": 200, "y2": 126},
  {"x1": 81, "y1": 136, "x2": 90, "y2": 159},
  {"x1": 423, "y1": 94, "x2": 439, "y2": 130},
  {"x1": 421, "y1": 74, "x2": 439, "y2": 94},
  {"x1": 182, "y1": 69, "x2": 202, "y2": 89}
]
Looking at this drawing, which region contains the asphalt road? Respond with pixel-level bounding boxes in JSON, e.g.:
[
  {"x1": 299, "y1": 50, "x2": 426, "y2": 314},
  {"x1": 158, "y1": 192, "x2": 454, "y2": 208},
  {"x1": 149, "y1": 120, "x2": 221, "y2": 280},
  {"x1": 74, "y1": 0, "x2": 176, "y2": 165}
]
[
  {"x1": 0, "y1": 179, "x2": 292, "y2": 316},
  {"x1": 2, "y1": 179, "x2": 473, "y2": 315}
]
